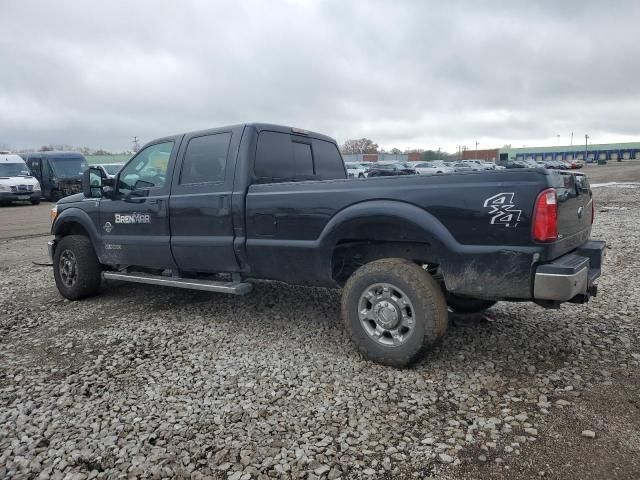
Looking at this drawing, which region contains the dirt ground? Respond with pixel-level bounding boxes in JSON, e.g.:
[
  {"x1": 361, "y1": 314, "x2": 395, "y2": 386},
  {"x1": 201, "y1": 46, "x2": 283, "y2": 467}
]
[
  {"x1": 0, "y1": 201, "x2": 53, "y2": 240},
  {"x1": 1, "y1": 162, "x2": 639, "y2": 480}
]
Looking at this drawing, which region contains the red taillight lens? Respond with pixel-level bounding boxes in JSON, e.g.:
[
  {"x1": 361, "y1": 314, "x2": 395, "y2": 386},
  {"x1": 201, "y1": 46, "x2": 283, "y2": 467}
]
[{"x1": 532, "y1": 188, "x2": 558, "y2": 242}]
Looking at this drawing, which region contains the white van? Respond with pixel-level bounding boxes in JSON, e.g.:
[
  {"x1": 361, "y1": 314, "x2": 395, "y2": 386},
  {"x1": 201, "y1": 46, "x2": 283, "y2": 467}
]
[{"x1": 0, "y1": 154, "x2": 42, "y2": 205}]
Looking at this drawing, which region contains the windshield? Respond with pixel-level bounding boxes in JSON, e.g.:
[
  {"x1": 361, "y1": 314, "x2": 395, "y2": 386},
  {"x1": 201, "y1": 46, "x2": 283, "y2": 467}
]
[
  {"x1": 0, "y1": 162, "x2": 30, "y2": 177},
  {"x1": 50, "y1": 157, "x2": 89, "y2": 178},
  {"x1": 103, "y1": 164, "x2": 123, "y2": 175}
]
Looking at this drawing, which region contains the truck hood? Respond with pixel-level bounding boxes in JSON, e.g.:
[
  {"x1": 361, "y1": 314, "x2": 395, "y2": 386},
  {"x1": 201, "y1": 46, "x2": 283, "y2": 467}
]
[{"x1": 57, "y1": 192, "x2": 85, "y2": 204}]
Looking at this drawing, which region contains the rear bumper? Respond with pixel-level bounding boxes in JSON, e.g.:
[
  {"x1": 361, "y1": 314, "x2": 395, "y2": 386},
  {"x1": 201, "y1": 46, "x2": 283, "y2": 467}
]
[{"x1": 533, "y1": 240, "x2": 605, "y2": 302}]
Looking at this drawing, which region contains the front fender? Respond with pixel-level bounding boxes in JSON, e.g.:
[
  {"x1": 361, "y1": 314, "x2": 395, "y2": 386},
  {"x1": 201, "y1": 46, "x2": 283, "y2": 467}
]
[{"x1": 52, "y1": 206, "x2": 102, "y2": 246}]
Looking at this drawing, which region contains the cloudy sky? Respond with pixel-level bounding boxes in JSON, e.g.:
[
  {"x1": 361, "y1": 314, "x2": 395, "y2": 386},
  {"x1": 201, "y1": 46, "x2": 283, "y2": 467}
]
[{"x1": 1, "y1": 0, "x2": 639, "y2": 152}]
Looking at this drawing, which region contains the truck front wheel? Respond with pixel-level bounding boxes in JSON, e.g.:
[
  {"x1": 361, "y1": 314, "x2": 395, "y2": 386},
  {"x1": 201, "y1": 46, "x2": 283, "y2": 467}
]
[
  {"x1": 341, "y1": 258, "x2": 448, "y2": 367},
  {"x1": 53, "y1": 235, "x2": 102, "y2": 300}
]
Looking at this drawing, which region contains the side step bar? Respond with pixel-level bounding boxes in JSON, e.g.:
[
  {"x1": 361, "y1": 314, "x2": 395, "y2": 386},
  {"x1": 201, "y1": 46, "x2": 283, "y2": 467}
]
[{"x1": 102, "y1": 271, "x2": 252, "y2": 295}]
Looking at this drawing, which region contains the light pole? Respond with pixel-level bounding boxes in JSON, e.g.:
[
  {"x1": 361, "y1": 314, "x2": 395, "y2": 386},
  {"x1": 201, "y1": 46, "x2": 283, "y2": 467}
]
[
  {"x1": 557, "y1": 134, "x2": 560, "y2": 145},
  {"x1": 585, "y1": 134, "x2": 589, "y2": 163},
  {"x1": 475, "y1": 140, "x2": 479, "y2": 160}
]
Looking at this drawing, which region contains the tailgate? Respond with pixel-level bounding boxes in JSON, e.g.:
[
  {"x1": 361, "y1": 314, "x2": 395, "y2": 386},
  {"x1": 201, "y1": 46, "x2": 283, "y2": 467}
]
[{"x1": 550, "y1": 171, "x2": 593, "y2": 239}]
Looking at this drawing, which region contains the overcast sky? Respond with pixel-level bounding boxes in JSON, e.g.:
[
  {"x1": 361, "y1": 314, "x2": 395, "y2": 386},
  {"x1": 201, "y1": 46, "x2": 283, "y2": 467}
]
[{"x1": 1, "y1": 0, "x2": 639, "y2": 152}]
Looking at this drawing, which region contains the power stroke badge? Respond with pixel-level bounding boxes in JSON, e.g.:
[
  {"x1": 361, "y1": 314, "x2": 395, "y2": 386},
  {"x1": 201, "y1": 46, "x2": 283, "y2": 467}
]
[
  {"x1": 114, "y1": 213, "x2": 151, "y2": 224},
  {"x1": 483, "y1": 192, "x2": 522, "y2": 228}
]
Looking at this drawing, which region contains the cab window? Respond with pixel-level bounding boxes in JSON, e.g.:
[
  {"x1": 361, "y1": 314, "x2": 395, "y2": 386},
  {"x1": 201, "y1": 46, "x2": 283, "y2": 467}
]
[
  {"x1": 180, "y1": 133, "x2": 231, "y2": 184},
  {"x1": 118, "y1": 141, "x2": 174, "y2": 193}
]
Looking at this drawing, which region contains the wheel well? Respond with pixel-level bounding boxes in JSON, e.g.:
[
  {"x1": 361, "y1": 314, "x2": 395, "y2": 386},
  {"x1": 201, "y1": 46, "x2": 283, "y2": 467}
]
[
  {"x1": 56, "y1": 221, "x2": 91, "y2": 239},
  {"x1": 331, "y1": 240, "x2": 439, "y2": 285}
]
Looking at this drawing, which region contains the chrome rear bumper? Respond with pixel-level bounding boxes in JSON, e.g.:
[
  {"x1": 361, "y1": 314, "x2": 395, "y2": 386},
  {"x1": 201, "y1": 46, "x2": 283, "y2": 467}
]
[{"x1": 534, "y1": 240, "x2": 605, "y2": 302}]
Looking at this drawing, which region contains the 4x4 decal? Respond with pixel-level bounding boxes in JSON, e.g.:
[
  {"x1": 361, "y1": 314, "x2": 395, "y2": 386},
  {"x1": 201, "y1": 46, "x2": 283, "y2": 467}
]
[{"x1": 483, "y1": 192, "x2": 522, "y2": 228}]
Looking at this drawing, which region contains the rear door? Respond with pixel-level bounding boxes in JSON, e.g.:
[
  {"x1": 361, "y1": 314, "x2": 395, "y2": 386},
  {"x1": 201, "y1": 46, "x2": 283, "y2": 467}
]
[
  {"x1": 99, "y1": 139, "x2": 179, "y2": 269},
  {"x1": 169, "y1": 128, "x2": 240, "y2": 273}
]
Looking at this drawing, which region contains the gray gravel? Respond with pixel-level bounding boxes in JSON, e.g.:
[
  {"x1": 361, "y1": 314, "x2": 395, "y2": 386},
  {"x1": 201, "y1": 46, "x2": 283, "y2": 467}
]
[{"x1": 1, "y1": 183, "x2": 639, "y2": 479}]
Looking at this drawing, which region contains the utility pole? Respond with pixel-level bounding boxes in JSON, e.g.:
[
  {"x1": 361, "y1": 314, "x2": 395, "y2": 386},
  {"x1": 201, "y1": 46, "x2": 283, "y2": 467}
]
[
  {"x1": 585, "y1": 134, "x2": 589, "y2": 162},
  {"x1": 557, "y1": 134, "x2": 560, "y2": 145},
  {"x1": 570, "y1": 131, "x2": 574, "y2": 146},
  {"x1": 132, "y1": 136, "x2": 140, "y2": 153},
  {"x1": 475, "y1": 140, "x2": 479, "y2": 159},
  {"x1": 438, "y1": 147, "x2": 441, "y2": 160}
]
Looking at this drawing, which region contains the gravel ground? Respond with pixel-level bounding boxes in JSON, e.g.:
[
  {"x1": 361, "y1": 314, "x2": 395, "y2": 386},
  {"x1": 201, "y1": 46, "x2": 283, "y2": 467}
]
[{"x1": 1, "y1": 167, "x2": 639, "y2": 479}]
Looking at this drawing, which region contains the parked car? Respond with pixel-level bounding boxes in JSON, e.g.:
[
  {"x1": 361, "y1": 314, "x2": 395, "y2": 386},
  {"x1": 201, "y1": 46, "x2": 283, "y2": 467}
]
[
  {"x1": 461, "y1": 160, "x2": 484, "y2": 170},
  {"x1": 507, "y1": 160, "x2": 541, "y2": 169},
  {"x1": 345, "y1": 162, "x2": 368, "y2": 178},
  {"x1": 452, "y1": 162, "x2": 474, "y2": 172},
  {"x1": 0, "y1": 154, "x2": 41, "y2": 205},
  {"x1": 367, "y1": 162, "x2": 415, "y2": 176},
  {"x1": 21, "y1": 151, "x2": 89, "y2": 201},
  {"x1": 412, "y1": 161, "x2": 454, "y2": 175},
  {"x1": 95, "y1": 163, "x2": 124, "y2": 179},
  {"x1": 567, "y1": 160, "x2": 584, "y2": 169},
  {"x1": 481, "y1": 162, "x2": 498, "y2": 170},
  {"x1": 48, "y1": 122, "x2": 603, "y2": 368}
]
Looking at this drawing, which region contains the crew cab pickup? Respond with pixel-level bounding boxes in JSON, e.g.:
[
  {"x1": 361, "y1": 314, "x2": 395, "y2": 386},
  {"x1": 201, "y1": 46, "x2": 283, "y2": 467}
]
[{"x1": 48, "y1": 123, "x2": 604, "y2": 367}]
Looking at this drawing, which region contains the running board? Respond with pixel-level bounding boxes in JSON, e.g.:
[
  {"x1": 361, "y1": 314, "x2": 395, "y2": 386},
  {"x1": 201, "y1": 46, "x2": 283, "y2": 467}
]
[{"x1": 102, "y1": 272, "x2": 252, "y2": 295}]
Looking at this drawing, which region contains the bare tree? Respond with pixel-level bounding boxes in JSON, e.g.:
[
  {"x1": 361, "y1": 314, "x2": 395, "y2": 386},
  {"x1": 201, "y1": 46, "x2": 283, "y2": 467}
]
[
  {"x1": 390, "y1": 147, "x2": 402, "y2": 154},
  {"x1": 340, "y1": 138, "x2": 379, "y2": 154}
]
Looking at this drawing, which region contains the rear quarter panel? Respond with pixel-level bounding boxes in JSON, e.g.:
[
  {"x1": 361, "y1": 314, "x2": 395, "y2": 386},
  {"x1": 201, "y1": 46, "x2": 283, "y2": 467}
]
[{"x1": 244, "y1": 170, "x2": 554, "y2": 289}]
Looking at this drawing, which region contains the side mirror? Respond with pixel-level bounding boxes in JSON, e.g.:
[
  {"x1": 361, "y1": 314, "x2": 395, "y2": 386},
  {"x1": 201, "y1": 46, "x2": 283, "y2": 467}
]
[{"x1": 82, "y1": 167, "x2": 104, "y2": 198}]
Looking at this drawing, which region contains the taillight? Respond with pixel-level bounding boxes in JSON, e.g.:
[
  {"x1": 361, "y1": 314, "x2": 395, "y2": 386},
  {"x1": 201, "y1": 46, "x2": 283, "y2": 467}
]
[{"x1": 532, "y1": 188, "x2": 558, "y2": 242}]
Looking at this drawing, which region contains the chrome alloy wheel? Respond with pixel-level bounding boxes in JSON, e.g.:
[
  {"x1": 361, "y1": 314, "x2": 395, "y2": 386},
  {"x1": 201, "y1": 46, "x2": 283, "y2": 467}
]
[
  {"x1": 59, "y1": 249, "x2": 78, "y2": 287},
  {"x1": 358, "y1": 283, "x2": 416, "y2": 346}
]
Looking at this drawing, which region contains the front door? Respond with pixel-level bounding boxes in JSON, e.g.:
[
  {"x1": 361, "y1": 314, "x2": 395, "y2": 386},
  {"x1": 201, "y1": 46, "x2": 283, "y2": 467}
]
[
  {"x1": 99, "y1": 139, "x2": 180, "y2": 270},
  {"x1": 169, "y1": 129, "x2": 239, "y2": 273},
  {"x1": 27, "y1": 158, "x2": 45, "y2": 194}
]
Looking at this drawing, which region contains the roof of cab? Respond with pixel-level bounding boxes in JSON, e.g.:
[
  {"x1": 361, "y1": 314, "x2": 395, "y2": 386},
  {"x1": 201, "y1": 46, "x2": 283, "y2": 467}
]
[
  {"x1": 168, "y1": 123, "x2": 337, "y2": 145},
  {"x1": 21, "y1": 151, "x2": 86, "y2": 158}
]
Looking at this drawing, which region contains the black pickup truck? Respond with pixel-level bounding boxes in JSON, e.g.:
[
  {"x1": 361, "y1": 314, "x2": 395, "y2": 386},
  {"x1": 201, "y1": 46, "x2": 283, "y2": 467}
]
[{"x1": 48, "y1": 123, "x2": 604, "y2": 366}]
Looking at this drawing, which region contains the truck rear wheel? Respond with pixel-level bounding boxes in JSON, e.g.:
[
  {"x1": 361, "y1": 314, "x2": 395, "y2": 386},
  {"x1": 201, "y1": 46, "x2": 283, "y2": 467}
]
[
  {"x1": 446, "y1": 294, "x2": 497, "y2": 313},
  {"x1": 341, "y1": 258, "x2": 448, "y2": 367},
  {"x1": 53, "y1": 235, "x2": 102, "y2": 300}
]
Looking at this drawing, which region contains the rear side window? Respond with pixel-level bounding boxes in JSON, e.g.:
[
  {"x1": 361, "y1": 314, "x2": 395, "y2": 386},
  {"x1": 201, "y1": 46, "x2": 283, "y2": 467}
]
[
  {"x1": 180, "y1": 133, "x2": 231, "y2": 184},
  {"x1": 255, "y1": 131, "x2": 345, "y2": 182},
  {"x1": 312, "y1": 139, "x2": 345, "y2": 180}
]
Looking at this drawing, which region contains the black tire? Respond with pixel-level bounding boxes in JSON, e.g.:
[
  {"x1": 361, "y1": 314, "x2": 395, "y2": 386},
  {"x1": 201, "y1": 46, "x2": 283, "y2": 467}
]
[
  {"x1": 341, "y1": 258, "x2": 448, "y2": 367},
  {"x1": 53, "y1": 235, "x2": 102, "y2": 300},
  {"x1": 446, "y1": 293, "x2": 497, "y2": 313},
  {"x1": 31, "y1": 198, "x2": 41, "y2": 205}
]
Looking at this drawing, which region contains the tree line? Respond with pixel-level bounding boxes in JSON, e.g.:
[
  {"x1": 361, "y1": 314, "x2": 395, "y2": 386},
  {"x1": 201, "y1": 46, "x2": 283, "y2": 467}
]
[{"x1": 340, "y1": 138, "x2": 458, "y2": 161}]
